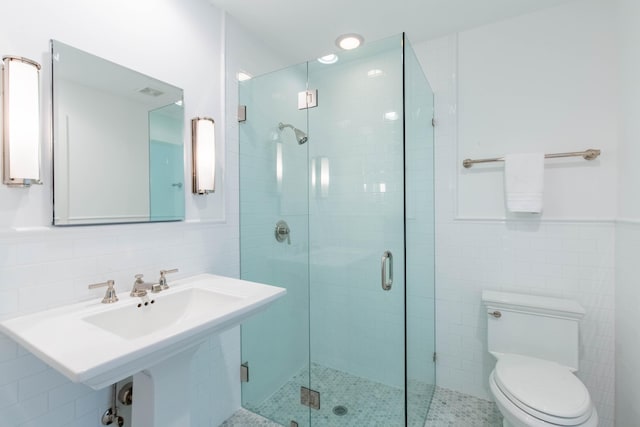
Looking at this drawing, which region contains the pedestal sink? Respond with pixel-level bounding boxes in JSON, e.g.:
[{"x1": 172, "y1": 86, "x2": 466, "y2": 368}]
[{"x1": 0, "y1": 273, "x2": 286, "y2": 427}]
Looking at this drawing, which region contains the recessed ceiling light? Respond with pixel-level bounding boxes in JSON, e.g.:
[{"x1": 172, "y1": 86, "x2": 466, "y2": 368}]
[
  {"x1": 317, "y1": 54, "x2": 339, "y2": 64},
  {"x1": 237, "y1": 71, "x2": 252, "y2": 81},
  {"x1": 336, "y1": 33, "x2": 364, "y2": 50}
]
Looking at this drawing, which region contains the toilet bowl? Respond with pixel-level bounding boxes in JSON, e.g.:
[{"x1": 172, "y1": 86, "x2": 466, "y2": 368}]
[
  {"x1": 488, "y1": 354, "x2": 598, "y2": 427},
  {"x1": 481, "y1": 291, "x2": 598, "y2": 427}
]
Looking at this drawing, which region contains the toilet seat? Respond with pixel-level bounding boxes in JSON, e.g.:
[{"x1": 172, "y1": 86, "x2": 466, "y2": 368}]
[{"x1": 492, "y1": 354, "x2": 595, "y2": 426}]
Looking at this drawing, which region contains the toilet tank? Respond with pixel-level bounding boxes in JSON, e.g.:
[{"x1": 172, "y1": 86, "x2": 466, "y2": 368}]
[{"x1": 482, "y1": 290, "x2": 585, "y2": 371}]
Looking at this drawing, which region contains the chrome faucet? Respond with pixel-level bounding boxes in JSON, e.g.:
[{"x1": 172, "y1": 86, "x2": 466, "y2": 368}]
[
  {"x1": 130, "y1": 269, "x2": 179, "y2": 297},
  {"x1": 88, "y1": 280, "x2": 119, "y2": 303},
  {"x1": 130, "y1": 274, "x2": 155, "y2": 297},
  {"x1": 158, "y1": 268, "x2": 178, "y2": 291}
]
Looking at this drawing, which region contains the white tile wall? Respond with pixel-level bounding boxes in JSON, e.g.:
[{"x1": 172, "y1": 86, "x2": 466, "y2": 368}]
[
  {"x1": 434, "y1": 220, "x2": 615, "y2": 422},
  {"x1": 614, "y1": 221, "x2": 640, "y2": 425},
  {"x1": 413, "y1": 2, "x2": 617, "y2": 424}
]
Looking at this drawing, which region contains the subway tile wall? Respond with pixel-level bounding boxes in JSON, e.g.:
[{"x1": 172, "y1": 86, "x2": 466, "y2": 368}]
[
  {"x1": 435, "y1": 220, "x2": 615, "y2": 426},
  {"x1": 614, "y1": 222, "x2": 640, "y2": 425}
]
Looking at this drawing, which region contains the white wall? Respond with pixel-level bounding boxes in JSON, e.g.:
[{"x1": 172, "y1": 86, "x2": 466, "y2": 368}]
[
  {"x1": 0, "y1": 1, "x2": 284, "y2": 426},
  {"x1": 456, "y1": 0, "x2": 617, "y2": 220},
  {"x1": 414, "y1": 1, "x2": 616, "y2": 425},
  {"x1": 614, "y1": 0, "x2": 640, "y2": 424}
]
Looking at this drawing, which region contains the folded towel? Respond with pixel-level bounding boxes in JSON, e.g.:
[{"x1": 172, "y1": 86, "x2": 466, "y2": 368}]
[{"x1": 504, "y1": 153, "x2": 544, "y2": 213}]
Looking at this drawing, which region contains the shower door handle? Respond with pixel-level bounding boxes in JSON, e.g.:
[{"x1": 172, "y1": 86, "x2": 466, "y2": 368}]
[{"x1": 381, "y1": 251, "x2": 393, "y2": 291}]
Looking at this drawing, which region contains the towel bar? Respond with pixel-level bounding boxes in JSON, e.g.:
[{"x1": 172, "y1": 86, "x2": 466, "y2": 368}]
[{"x1": 462, "y1": 149, "x2": 600, "y2": 168}]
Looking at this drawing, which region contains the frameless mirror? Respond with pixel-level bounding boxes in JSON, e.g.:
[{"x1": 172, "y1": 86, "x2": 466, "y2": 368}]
[{"x1": 51, "y1": 40, "x2": 185, "y2": 225}]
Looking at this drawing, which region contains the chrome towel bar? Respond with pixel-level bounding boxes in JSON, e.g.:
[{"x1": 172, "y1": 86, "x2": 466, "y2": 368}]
[{"x1": 462, "y1": 148, "x2": 601, "y2": 169}]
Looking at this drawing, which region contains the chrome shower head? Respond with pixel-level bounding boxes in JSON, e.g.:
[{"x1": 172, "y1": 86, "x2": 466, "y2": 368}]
[
  {"x1": 278, "y1": 122, "x2": 308, "y2": 145},
  {"x1": 293, "y1": 128, "x2": 308, "y2": 145}
]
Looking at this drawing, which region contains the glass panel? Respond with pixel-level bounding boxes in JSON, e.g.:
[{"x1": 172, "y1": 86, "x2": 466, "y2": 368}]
[
  {"x1": 404, "y1": 34, "x2": 437, "y2": 427},
  {"x1": 239, "y1": 62, "x2": 311, "y2": 427},
  {"x1": 307, "y1": 34, "x2": 406, "y2": 427}
]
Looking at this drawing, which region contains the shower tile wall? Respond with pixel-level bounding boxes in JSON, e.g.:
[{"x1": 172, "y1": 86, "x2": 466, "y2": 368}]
[{"x1": 413, "y1": 1, "x2": 616, "y2": 425}]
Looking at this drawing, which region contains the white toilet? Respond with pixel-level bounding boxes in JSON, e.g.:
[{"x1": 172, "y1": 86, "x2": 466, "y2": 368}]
[{"x1": 482, "y1": 290, "x2": 598, "y2": 427}]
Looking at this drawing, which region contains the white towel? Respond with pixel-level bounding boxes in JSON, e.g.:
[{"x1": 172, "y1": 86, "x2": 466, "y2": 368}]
[{"x1": 504, "y1": 153, "x2": 544, "y2": 213}]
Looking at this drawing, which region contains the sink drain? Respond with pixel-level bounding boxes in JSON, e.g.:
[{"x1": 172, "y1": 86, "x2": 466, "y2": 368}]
[{"x1": 333, "y1": 405, "x2": 348, "y2": 416}]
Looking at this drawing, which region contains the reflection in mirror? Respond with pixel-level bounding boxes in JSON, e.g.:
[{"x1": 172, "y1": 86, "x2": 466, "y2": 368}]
[{"x1": 51, "y1": 40, "x2": 185, "y2": 225}]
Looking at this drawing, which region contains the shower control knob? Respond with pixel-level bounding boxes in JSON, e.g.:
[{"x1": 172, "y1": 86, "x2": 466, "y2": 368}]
[
  {"x1": 488, "y1": 310, "x2": 502, "y2": 319},
  {"x1": 275, "y1": 220, "x2": 291, "y2": 244}
]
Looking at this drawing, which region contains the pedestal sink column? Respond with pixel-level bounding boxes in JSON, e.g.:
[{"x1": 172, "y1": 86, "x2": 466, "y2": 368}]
[{"x1": 132, "y1": 347, "x2": 200, "y2": 427}]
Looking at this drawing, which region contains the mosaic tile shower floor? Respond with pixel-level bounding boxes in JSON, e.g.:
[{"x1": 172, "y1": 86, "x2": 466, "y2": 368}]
[{"x1": 220, "y1": 364, "x2": 502, "y2": 427}]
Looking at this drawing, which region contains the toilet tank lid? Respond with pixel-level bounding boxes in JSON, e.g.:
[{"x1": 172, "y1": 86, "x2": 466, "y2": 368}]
[{"x1": 482, "y1": 290, "x2": 585, "y2": 318}]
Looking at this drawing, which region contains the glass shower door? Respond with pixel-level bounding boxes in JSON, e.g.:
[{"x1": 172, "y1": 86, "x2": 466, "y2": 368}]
[
  {"x1": 307, "y1": 35, "x2": 407, "y2": 427},
  {"x1": 239, "y1": 33, "x2": 435, "y2": 427},
  {"x1": 239, "y1": 62, "x2": 312, "y2": 427},
  {"x1": 404, "y1": 34, "x2": 436, "y2": 427}
]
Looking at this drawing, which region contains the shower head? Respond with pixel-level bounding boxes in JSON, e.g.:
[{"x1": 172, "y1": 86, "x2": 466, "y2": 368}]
[
  {"x1": 293, "y1": 128, "x2": 308, "y2": 145},
  {"x1": 278, "y1": 122, "x2": 308, "y2": 145}
]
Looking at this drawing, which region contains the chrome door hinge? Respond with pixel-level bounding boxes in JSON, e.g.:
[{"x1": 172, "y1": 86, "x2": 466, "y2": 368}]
[
  {"x1": 301, "y1": 386, "x2": 320, "y2": 410},
  {"x1": 433, "y1": 352, "x2": 437, "y2": 363},
  {"x1": 240, "y1": 362, "x2": 249, "y2": 383},
  {"x1": 238, "y1": 105, "x2": 247, "y2": 123},
  {"x1": 298, "y1": 90, "x2": 318, "y2": 110},
  {"x1": 431, "y1": 118, "x2": 436, "y2": 127}
]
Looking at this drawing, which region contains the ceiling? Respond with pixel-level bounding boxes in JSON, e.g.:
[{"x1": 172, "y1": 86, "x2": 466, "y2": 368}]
[{"x1": 210, "y1": 0, "x2": 577, "y2": 64}]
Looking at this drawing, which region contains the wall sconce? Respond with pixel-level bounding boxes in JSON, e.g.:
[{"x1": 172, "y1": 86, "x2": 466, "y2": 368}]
[
  {"x1": 191, "y1": 117, "x2": 215, "y2": 194},
  {"x1": 2, "y1": 56, "x2": 42, "y2": 187}
]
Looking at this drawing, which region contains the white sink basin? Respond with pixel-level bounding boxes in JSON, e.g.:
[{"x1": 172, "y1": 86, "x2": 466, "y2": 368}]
[
  {"x1": 0, "y1": 274, "x2": 285, "y2": 390},
  {"x1": 84, "y1": 287, "x2": 245, "y2": 340}
]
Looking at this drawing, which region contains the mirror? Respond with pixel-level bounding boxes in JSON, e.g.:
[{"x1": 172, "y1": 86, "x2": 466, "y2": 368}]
[{"x1": 51, "y1": 40, "x2": 185, "y2": 225}]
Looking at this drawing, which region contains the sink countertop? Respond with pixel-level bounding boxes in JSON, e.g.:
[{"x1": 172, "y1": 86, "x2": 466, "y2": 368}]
[{"x1": 0, "y1": 273, "x2": 286, "y2": 389}]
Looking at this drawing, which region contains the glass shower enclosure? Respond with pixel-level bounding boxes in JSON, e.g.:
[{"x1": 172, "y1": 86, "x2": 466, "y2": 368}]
[{"x1": 239, "y1": 34, "x2": 435, "y2": 427}]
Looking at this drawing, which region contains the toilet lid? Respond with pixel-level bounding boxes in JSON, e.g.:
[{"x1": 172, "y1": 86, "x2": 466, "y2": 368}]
[{"x1": 494, "y1": 354, "x2": 592, "y2": 423}]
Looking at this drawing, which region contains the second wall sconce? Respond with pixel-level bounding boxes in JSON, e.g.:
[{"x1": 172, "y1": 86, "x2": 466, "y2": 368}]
[
  {"x1": 2, "y1": 55, "x2": 42, "y2": 187},
  {"x1": 191, "y1": 117, "x2": 216, "y2": 194}
]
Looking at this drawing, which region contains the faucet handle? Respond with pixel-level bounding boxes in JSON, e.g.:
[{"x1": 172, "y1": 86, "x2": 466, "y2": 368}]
[
  {"x1": 158, "y1": 268, "x2": 179, "y2": 290},
  {"x1": 160, "y1": 268, "x2": 179, "y2": 276},
  {"x1": 88, "y1": 280, "x2": 118, "y2": 304}
]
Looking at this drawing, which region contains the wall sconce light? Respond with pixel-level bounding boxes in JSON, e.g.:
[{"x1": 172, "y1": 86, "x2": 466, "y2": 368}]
[
  {"x1": 2, "y1": 56, "x2": 42, "y2": 187},
  {"x1": 191, "y1": 117, "x2": 215, "y2": 195}
]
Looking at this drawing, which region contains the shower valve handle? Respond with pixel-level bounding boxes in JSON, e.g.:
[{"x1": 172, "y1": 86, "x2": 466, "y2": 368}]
[{"x1": 275, "y1": 220, "x2": 291, "y2": 244}]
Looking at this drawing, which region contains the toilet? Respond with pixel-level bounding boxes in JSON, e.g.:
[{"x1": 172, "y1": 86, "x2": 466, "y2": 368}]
[{"x1": 482, "y1": 290, "x2": 598, "y2": 427}]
